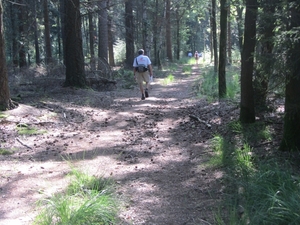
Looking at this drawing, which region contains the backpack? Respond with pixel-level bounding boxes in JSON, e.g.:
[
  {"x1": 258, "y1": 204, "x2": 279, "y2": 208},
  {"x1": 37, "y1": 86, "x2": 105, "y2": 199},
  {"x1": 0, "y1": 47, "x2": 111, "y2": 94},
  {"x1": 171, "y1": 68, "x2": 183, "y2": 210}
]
[{"x1": 135, "y1": 58, "x2": 148, "y2": 72}]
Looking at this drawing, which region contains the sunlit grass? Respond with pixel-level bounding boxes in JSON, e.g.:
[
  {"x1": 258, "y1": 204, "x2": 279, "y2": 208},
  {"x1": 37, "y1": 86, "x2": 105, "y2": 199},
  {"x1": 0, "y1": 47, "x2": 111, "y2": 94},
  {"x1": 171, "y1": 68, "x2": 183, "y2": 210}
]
[
  {"x1": 162, "y1": 74, "x2": 175, "y2": 85},
  {"x1": 16, "y1": 124, "x2": 47, "y2": 135},
  {"x1": 195, "y1": 65, "x2": 240, "y2": 100},
  {"x1": 0, "y1": 113, "x2": 8, "y2": 119},
  {"x1": 211, "y1": 121, "x2": 296, "y2": 225},
  {"x1": 182, "y1": 65, "x2": 192, "y2": 74},
  {"x1": 0, "y1": 148, "x2": 13, "y2": 155},
  {"x1": 228, "y1": 120, "x2": 273, "y2": 143},
  {"x1": 34, "y1": 168, "x2": 118, "y2": 225}
]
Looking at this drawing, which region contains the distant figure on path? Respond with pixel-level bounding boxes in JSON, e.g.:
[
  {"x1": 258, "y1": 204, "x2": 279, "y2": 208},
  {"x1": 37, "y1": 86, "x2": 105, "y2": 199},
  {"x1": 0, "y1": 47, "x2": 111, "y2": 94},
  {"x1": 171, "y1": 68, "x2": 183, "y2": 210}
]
[
  {"x1": 133, "y1": 49, "x2": 153, "y2": 100},
  {"x1": 194, "y1": 51, "x2": 199, "y2": 65}
]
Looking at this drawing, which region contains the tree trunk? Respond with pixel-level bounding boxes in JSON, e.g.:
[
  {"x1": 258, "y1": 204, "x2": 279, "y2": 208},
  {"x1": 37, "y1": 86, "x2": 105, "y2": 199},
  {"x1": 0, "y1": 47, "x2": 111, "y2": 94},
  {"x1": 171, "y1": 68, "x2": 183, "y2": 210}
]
[
  {"x1": 88, "y1": 0, "x2": 95, "y2": 69},
  {"x1": 279, "y1": 1, "x2": 300, "y2": 151},
  {"x1": 59, "y1": 0, "x2": 65, "y2": 65},
  {"x1": 240, "y1": 0, "x2": 257, "y2": 123},
  {"x1": 98, "y1": 0, "x2": 108, "y2": 62},
  {"x1": 227, "y1": 4, "x2": 232, "y2": 65},
  {"x1": 175, "y1": 10, "x2": 180, "y2": 60},
  {"x1": 125, "y1": 0, "x2": 134, "y2": 69},
  {"x1": 236, "y1": 5, "x2": 244, "y2": 54},
  {"x1": 18, "y1": 0, "x2": 27, "y2": 68},
  {"x1": 166, "y1": 0, "x2": 172, "y2": 62},
  {"x1": 43, "y1": 0, "x2": 52, "y2": 64},
  {"x1": 153, "y1": 0, "x2": 162, "y2": 69},
  {"x1": 254, "y1": 0, "x2": 277, "y2": 110},
  {"x1": 211, "y1": 0, "x2": 218, "y2": 73},
  {"x1": 218, "y1": 0, "x2": 227, "y2": 98},
  {"x1": 10, "y1": 3, "x2": 18, "y2": 66},
  {"x1": 0, "y1": 0, "x2": 17, "y2": 111},
  {"x1": 33, "y1": 0, "x2": 41, "y2": 65},
  {"x1": 107, "y1": 0, "x2": 115, "y2": 66},
  {"x1": 64, "y1": 0, "x2": 86, "y2": 87}
]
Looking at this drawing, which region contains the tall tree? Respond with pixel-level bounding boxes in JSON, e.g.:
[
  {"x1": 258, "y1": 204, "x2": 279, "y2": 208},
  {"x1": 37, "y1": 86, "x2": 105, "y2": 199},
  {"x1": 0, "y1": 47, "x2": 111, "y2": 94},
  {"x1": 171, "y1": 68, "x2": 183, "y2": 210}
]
[
  {"x1": 18, "y1": 0, "x2": 27, "y2": 68},
  {"x1": 279, "y1": 0, "x2": 300, "y2": 151},
  {"x1": 0, "y1": 0, "x2": 17, "y2": 110},
  {"x1": 218, "y1": 0, "x2": 228, "y2": 98},
  {"x1": 227, "y1": 4, "x2": 232, "y2": 65},
  {"x1": 33, "y1": 0, "x2": 41, "y2": 65},
  {"x1": 98, "y1": 0, "x2": 108, "y2": 61},
  {"x1": 59, "y1": 0, "x2": 66, "y2": 65},
  {"x1": 153, "y1": 0, "x2": 163, "y2": 68},
  {"x1": 10, "y1": 2, "x2": 19, "y2": 66},
  {"x1": 124, "y1": 0, "x2": 134, "y2": 69},
  {"x1": 240, "y1": 0, "x2": 257, "y2": 123},
  {"x1": 43, "y1": 0, "x2": 52, "y2": 64},
  {"x1": 211, "y1": 0, "x2": 218, "y2": 72},
  {"x1": 64, "y1": 0, "x2": 86, "y2": 87},
  {"x1": 107, "y1": 0, "x2": 115, "y2": 66},
  {"x1": 165, "y1": 0, "x2": 172, "y2": 62},
  {"x1": 88, "y1": 0, "x2": 95, "y2": 69},
  {"x1": 254, "y1": 0, "x2": 277, "y2": 110}
]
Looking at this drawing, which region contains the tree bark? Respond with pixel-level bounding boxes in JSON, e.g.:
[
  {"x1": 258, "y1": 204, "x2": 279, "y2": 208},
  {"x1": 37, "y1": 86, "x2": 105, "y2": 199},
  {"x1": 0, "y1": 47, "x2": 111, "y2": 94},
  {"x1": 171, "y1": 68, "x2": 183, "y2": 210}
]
[
  {"x1": 33, "y1": 0, "x2": 41, "y2": 65},
  {"x1": 166, "y1": 0, "x2": 172, "y2": 62},
  {"x1": 64, "y1": 0, "x2": 86, "y2": 87},
  {"x1": 18, "y1": 0, "x2": 27, "y2": 68},
  {"x1": 125, "y1": 0, "x2": 134, "y2": 69},
  {"x1": 218, "y1": 0, "x2": 228, "y2": 98},
  {"x1": 88, "y1": 0, "x2": 95, "y2": 69},
  {"x1": 227, "y1": 4, "x2": 232, "y2": 65},
  {"x1": 254, "y1": 0, "x2": 277, "y2": 110},
  {"x1": 236, "y1": 5, "x2": 244, "y2": 54},
  {"x1": 0, "y1": 0, "x2": 17, "y2": 111},
  {"x1": 98, "y1": 0, "x2": 108, "y2": 62},
  {"x1": 240, "y1": 0, "x2": 257, "y2": 123},
  {"x1": 211, "y1": 0, "x2": 218, "y2": 72},
  {"x1": 279, "y1": 0, "x2": 300, "y2": 151},
  {"x1": 107, "y1": 0, "x2": 115, "y2": 66},
  {"x1": 43, "y1": 0, "x2": 52, "y2": 64}
]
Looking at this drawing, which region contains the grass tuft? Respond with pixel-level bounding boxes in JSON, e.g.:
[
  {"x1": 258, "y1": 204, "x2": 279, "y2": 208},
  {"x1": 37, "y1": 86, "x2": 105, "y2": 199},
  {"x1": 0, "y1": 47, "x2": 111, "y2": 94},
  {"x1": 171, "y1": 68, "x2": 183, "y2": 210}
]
[
  {"x1": 0, "y1": 148, "x2": 13, "y2": 155},
  {"x1": 16, "y1": 124, "x2": 46, "y2": 135},
  {"x1": 162, "y1": 74, "x2": 175, "y2": 85},
  {"x1": 34, "y1": 168, "x2": 118, "y2": 225}
]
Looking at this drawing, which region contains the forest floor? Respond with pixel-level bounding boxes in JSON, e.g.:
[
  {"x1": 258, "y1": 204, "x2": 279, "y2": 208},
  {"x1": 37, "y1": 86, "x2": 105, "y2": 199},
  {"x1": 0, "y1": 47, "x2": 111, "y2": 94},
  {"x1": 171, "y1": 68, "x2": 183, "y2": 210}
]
[{"x1": 0, "y1": 63, "x2": 285, "y2": 225}]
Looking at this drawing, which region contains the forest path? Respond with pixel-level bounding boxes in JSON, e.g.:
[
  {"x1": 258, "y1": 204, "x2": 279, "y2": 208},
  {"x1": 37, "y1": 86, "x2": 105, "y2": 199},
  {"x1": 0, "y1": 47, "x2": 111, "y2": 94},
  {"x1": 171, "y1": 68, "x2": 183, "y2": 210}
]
[
  {"x1": 0, "y1": 63, "x2": 223, "y2": 225},
  {"x1": 108, "y1": 64, "x2": 221, "y2": 224}
]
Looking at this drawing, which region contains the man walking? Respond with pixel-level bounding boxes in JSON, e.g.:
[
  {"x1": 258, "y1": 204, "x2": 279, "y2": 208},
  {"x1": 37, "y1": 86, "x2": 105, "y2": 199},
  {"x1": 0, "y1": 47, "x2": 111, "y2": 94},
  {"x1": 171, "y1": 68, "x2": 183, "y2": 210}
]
[{"x1": 133, "y1": 49, "x2": 153, "y2": 100}]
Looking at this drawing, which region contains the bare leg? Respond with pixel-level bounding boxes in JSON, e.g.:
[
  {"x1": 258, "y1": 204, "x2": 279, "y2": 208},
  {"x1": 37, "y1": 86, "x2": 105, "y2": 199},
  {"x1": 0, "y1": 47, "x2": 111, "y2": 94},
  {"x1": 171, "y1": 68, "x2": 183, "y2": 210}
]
[{"x1": 139, "y1": 82, "x2": 144, "y2": 94}]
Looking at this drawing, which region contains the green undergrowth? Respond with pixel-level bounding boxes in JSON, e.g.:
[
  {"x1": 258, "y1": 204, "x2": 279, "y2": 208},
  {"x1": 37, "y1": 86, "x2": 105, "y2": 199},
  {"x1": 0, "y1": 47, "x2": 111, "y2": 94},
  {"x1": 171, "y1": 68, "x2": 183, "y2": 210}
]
[
  {"x1": 0, "y1": 148, "x2": 14, "y2": 155},
  {"x1": 162, "y1": 74, "x2": 175, "y2": 85},
  {"x1": 16, "y1": 124, "x2": 47, "y2": 135},
  {"x1": 0, "y1": 113, "x2": 8, "y2": 119},
  {"x1": 182, "y1": 64, "x2": 192, "y2": 74},
  {"x1": 208, "y1": 122, "x2": 300, "y2": 225},
  {"x1": 33, "y1": 167, "x2": 119, "y2": 225},
  {"x1": 195, "y1": 65, "x2": 240, "y2": 101}
]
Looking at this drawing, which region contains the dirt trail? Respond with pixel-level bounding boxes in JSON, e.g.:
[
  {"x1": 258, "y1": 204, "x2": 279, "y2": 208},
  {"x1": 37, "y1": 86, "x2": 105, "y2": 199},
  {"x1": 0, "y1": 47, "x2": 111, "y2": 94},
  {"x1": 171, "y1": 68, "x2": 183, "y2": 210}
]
[{"x1": 0, "y1": 65, "x2": 223, "y2": 225}]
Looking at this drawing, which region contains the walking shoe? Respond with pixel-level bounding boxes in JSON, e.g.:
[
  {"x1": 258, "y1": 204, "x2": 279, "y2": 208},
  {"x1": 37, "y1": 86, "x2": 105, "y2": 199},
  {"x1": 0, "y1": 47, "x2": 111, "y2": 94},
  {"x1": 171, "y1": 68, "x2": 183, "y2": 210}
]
[
  {"x1": 141, "y1": 94, "x2": 145, "y2": 100},
  {"x1": 145, "y1": 89, "x2": 149, "y2": 98}
]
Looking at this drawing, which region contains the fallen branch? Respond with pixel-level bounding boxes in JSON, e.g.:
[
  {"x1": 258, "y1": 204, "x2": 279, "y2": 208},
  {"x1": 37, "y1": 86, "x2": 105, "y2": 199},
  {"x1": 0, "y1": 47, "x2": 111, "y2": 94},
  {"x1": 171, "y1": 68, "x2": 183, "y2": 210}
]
[
  {"x1": 189, "y1": 114, "x2": 211, "y2": 128},
  {"x1": 16, "y1": 138, "x2": 33, "y2": 150},
  {"x1": 254, "y1": 141, "x2": 273, "y2": 147}
]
